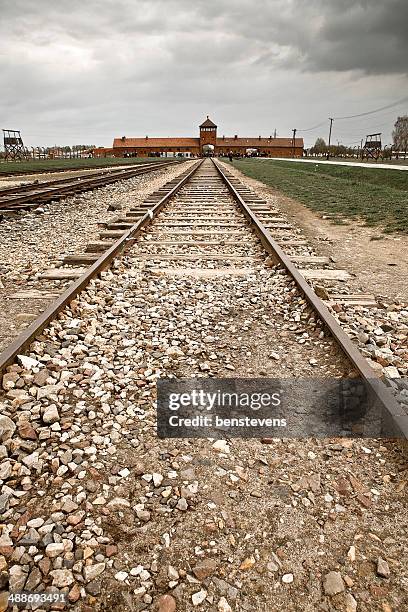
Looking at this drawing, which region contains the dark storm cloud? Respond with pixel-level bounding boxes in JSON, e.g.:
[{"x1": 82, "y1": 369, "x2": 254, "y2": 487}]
[
  {"x1": 297, "y1": 0, "x2": 408, "y2": 74},
  {"x1": 191, "y1": 0, "x2": 408, "y2": 75},
  {"x1": 0, "y1": 0, "x2": 407, "y2": 146}
]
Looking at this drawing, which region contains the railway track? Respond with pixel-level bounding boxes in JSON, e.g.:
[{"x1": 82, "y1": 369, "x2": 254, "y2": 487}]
[
  {"x1": 0, "y1": 161, "x2": 170, "y2": 178},
  {"x1": 0, "y1": 158, "x2": 407, "y2": 611},
  {"x1": 0, "y1": 160, "x2": 179, "y2": 213},
  {"x1": 1, "y1": 158, "x2": 405, "y2": 436}
]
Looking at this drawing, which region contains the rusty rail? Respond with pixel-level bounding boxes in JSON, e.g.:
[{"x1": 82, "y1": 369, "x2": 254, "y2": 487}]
[
  {"x1": 0, "y1": 159, "x2": 179, "y2": 178},
  {"x1": 212, "y1": 158, "x2": 407, "y2": 438},
  {"x1": 0, "y1": 160, "x2": 181, "y2": 210}
]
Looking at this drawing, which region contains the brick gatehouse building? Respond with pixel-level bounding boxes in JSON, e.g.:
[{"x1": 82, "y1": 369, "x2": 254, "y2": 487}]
[{"x1": 94, "y1": 117, "x2": 303, "y2": 158}]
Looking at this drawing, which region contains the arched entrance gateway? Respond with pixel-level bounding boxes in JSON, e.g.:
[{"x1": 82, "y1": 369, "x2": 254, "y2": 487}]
[{"x1": 202, "y1": 144, "x2": 215, "y2": 157}]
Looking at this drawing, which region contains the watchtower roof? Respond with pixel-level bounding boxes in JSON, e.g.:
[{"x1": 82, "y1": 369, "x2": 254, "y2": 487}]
[{"x1": 200, "y1": 116, "x2": 217, "y2": 128}]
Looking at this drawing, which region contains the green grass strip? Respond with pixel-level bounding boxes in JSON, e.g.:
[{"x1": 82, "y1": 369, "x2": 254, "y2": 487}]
[{"x1": 230, "y1": 159, "x2": 408, "y2": 234}]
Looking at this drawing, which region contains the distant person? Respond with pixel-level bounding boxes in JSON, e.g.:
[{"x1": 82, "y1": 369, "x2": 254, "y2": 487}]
[{"x1": 228, "y1": 151, "x2": 233, "y2": 162}]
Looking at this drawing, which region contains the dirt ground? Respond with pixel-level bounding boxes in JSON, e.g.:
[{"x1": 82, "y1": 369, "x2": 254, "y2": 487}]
[{"x1": 227, "y1": 166, "x2": 408, "y2": 303}]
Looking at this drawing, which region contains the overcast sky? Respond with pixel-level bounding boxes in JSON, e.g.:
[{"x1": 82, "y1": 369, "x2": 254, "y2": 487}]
[{"x1": 1, "y1": 0, "x2": 407, "y2": 148}]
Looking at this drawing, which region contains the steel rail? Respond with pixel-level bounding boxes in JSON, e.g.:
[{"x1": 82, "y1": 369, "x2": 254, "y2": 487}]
[
  {"x1": 212, "y1": 158, "x2": 407, "y2": 438},
  {"x1": 0, "y1": 161, "x2": 178, "y2": 197},
  {"x1": 0, "y1": 156, "x2": 405, "y2": 437},
  {"x1": 0, "y1": 160, "x2": 178, "y2": 178},
  {"x1": 0, "y1": 160, "x2": 181, "y2": 210},
  {"x1": 0, "y1": 160, "x2": 203, "y2": 373}
]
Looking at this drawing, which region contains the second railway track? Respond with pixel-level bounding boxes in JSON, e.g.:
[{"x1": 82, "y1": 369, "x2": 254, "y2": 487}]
[{"x1": 0, "y1": 160, "x2": 180, "y2": 213}]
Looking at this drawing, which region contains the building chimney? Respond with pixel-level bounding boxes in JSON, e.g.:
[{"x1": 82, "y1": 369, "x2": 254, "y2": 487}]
[
  {"x1": 259, "y1": 135, "x2": 261, "y2": 140},
  {"x1": 121, "y1": 136, "x2": 126, "y2": 141},
  {"x1": 145, "y1": 135, "x2": 148, "y2": 139},
  {"x1": 234, "y1": 135, "x2": 238, "y2": 139}
]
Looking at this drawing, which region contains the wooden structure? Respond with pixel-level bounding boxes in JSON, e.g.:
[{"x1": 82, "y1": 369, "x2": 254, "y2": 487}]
[
  {"x1": 2, "y1": 129, "x2": 29, "y2": 161},
  {"x1": 362, "y1": 133, "x2": 382, "y2": 160}
]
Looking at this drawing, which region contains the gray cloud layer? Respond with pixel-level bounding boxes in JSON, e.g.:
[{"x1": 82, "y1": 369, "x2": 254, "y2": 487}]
[{"x1": 1, "y1": 0, "x2": 407, "y2": 147}]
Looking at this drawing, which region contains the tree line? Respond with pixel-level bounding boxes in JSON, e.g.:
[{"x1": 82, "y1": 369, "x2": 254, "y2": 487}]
[{"x1": 38, "y1": 144, "x2": 96, "y2": 153}]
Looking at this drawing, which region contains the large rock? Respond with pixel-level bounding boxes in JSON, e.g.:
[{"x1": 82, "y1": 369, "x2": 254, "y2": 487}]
[
  {"x1": 377, "y1": 557, "x2": 390, "y2": 578},
  {"x1": 51, "y1": 569, "x2": 74, "y2": 587},
  {"x1": 85, "y1": 580, "x2": 101, "y2": 596},
  {"x1": 18, "y1": 421, "x2": 37, "y2": 440},
  {"x1": 17, "y1": 355, "x2": 43, "y2": 370},
  {"x1": 0, "y1": 528, "x2": 12, "y2": 547},
  {"x1": 0, "y1": 592, "x2": 9, "y2": 612},
  {"x1": 42, "y1": 405, "x2": 60, "y2": 424},
  {"x1": 191, "y1": 590, "x2": 207, "y2": 606},
  {"x1": 0, "y1": 462, "x2": 12, "y2": 480},
  {"x1": 218, "y1": 598, "x2": 232, "y2": 612},
  {"x1": 323, "y1": 571, "x2": 345, "y2": 596},
  {"x1": 22, "y1": 453, "x2": 40, "y2": 469},
  {"x1": 193, "y1": 558, "x2": 217, "y2": 581},
  {"x1": 166, "y1": 346, "x2": 185, "y2": 358},
  {"x1": 25, "y1": 567, "x2": 42, "y2": 591},
  {"x1": 0, "y1": 415, "x2": 16, "y2": 442},
  {"x1": 83, "y1": 563, "x2": 106, "y2": 582},
  {"x1": 68, "y1": 583, "x2": 81, "y2": 603},
  {"x1": 157, "y1": 594, "x2": 176, "y2": 612},
  {"x1": 345, "y1": 593, "x2": 357, "y2": 612},
  {"x1": 9, "y1": 565, "x2": 27, "y2": 591},
  {"x1": 2, "y1": 373, "x2": 18, "y2": 391},
  {"x1": 18, "y1": 528, "x2": 40, "y2": 545},
  {"x1": 45, "y1": 543, "x2": 65, "y2": 558},
  {"x1": 0, "y1": 494, "x2": 10, "y2": 514},
  {"x1": 212, "y1": 577, "x2": 238, "y2": 601}
]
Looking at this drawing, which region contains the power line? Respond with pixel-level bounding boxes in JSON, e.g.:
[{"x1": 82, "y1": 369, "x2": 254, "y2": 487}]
[
  {"x1": 297, "y1": 120, "x2": 327, "y2": 133},
  {"x1": 301, "y1": 96, "x2": 408, "y2": 147},
  {"x1": 333, "y1": 95, "x2": 408, "y2": 120}
]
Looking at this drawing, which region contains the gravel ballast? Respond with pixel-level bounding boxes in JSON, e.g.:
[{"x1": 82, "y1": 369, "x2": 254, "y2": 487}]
[
  {"x1": 0, "y1": 161, "x2": 407, "y2": 610},
  {"x1": 0, "y1": 162, "x2": 191, "y2": 352}
]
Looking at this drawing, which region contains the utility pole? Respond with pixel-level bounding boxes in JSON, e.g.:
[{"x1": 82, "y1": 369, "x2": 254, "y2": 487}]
[
  {"x1": 273, "y1": 128, "x2": 277, "y2": 139},
  {"x1": 292, "y1": 128, "x2": 297, "y2": 158},
  {"x1": 327, "y1": 118, "x2": 333, "y2": 160}
]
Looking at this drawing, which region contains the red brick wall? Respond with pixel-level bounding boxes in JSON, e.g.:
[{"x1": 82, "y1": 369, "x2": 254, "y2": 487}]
[{"x1": 200, "y1": 128, "x2": 217, "y2": 152}]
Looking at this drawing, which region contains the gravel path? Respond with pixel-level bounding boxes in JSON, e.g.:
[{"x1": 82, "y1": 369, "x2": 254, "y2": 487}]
[
  {"x1": 0, "y1": 161, "x2": 406, "y2": 611},
  {"x1": 260, "y1": 158, "x2": 408, "y2": 171}
]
